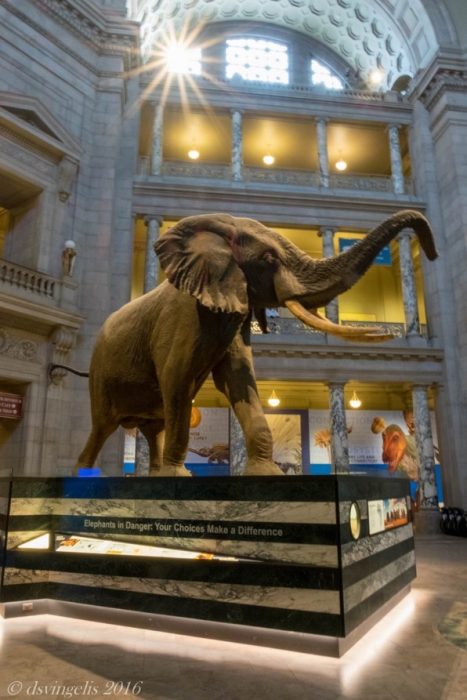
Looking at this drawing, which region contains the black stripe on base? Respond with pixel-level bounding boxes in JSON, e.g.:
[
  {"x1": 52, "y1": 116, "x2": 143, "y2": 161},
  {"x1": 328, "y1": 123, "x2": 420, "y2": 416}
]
[
  {"x1": 1, "y1": 581, "x2": 344, "y2": 637},
  {"x1": 344, "y1": 565, "x2": 416, "y2": 635},
  {"x1": 7, "y1": 515, "x2": 338, "y2": 546},
  {"x1": 342, "y1": 537, "x2": 415, "y2": 587},
  {"x1": 5, "y1": 551, "x2": 340, "y2": 590},
  {"x1": 9, "y1": 476, "x2": 337, "y2": 502},
  {"x1": 337, "y1": 475, "x2": 410, "y2": 502}
]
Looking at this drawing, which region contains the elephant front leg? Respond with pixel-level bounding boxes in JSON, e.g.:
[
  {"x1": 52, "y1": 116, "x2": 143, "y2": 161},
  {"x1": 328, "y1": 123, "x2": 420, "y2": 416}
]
[
  {"x1": 212, "y1": 338, "x2": 283, "y2": 476},
  {"x1": 157, "y1": 375, "x2": 193, "y2": 477}
]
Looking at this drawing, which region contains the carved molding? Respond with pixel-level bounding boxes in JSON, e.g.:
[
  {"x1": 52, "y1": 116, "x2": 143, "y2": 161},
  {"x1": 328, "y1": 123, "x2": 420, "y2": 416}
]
[
  {"x1": 58, "y1": 157, "x2": 79, "y2": 202},
  {"x1": 0, "y1": 327, "x2": 38, "y2": 362},
  {"x1": 252, "y1": 343, "x2": 443, "y2": 364},
  {"x1": 0, "y1": 125, "x2": 58, "y2": 180},
  {"x1": 0, "y1": 0, "x2": 139, "y2": 72},
  {"x1": 49, "y1": 325, "x2": 78, "y2": 383},
  {"x1": 418, "y1": 68, "x2": 467, "y2": 111}
]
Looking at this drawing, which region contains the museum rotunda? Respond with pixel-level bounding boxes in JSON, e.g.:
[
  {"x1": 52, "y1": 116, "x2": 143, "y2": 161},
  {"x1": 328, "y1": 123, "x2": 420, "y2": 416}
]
[
  {"x1": 1, "y1": 0, "x2": 467, "y2": 506},
  {"x1": 2, "y1": 2, "x2": 467, "y2": 698}
]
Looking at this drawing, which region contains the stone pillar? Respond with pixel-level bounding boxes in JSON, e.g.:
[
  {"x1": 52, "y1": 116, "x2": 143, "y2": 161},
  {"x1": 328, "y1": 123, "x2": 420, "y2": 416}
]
[
  {"x1": 144, "y1": 216, "x2": 163, "y2": 291},
  {"x1": 229, "y1": 411, "x2": 245, "y2": 476},
  {"x1": 398, "y1": 230, "x2": 420, "y2": 337},
  {"x1": 412, "y1": 385, "x2": 438, "y2": 507},
  {"x1": 318, "y1": 226, "x2": 338, "y2": 323},
  {"x1": 328, "y1": 382, "x2": 349, "y2": 473},
  {"x1": 151, "y1": 103, "x2": 164, "y2": 176},
  {"x1": 388, "y1": 124, "x2": 404, "y2": 195},
  {"x1": 231, "y1": 110, "x2": 243, "y2": 181},
  {"x1": 316, "y1": 119, "x2": 329, "y2": 188}
]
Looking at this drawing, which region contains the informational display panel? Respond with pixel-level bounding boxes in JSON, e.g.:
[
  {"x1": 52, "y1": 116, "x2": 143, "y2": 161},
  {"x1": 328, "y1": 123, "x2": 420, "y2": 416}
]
[
  {"x1": 368, "y1": 498, "x2": 409, "y2": 535},
  {"x1": 186, "y1": 407, "x2": 230, "y2": 476},
  {"x1": 0, "y1": 392, "x2": 22, "y2": 420}
]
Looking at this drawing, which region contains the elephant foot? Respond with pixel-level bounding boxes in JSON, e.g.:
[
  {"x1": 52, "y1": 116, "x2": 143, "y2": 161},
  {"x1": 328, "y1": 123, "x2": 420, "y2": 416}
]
[
  {"x1": 243, "y1": 461, "x2": 284, "y2": 476},
  {"x1": 156, "y1": 465, "x2": 193, "y2": 477}
]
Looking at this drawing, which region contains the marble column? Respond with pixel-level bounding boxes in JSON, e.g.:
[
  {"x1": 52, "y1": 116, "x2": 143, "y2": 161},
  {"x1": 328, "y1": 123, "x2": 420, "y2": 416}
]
[
  {"x1": 134, "y1": 432, "x2": 150, "y2": 477},
  {"x1": 412, "y1": 385, "x2": 438, "y2": 507},
  {"x1": 231, "y1": 110, "x2": 243, "y2": 181},
  {"x1": 398, "y1": 229, "x2": 420, "y2": 337},
  {"x1": 318, "y1": 226, "x2": 339, "y2": 323},
  {"x1": 144, "y1": 216, "x2": 163, "y2": 291},
  {"x1": 316, "y1": 119, "x2": 329, "y2": 188},
  {"x1": 229, "y1": 410, "x2": 246, "y2": 476},
  {"x1": 151, "y1": 103, "x2": 164, "y2": 176},
  {"x1": 388, "y1": 124, "x2": 404, "y2": 195},
  {"x1": 328, "y1": 383, "x2": 350, "y2": 473}
]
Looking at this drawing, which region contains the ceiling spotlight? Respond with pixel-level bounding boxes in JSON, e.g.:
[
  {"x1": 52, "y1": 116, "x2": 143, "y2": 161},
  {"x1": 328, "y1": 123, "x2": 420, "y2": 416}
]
[
  {"x1": 369, "y1": 69, "x2": 384, "y2": 86},
  {"x1": 268, "y1": 390, "x2": 280, "y2": 408},
  {"x1": 263, "y1": 154, "x2": 275, "y2": 166},
  {"x1": 188, "y1": 149, "x2": 200, "y2": 160},
  {"x1": 349, "y1": 391, "x2": 362, "y2": 409},
  {"x1": 335, "y1": 159, "x2": 347, "y2": 171}
]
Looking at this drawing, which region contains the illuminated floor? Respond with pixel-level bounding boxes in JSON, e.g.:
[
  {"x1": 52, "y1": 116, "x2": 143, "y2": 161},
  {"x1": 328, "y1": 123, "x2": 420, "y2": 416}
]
[{"x1": 1, "y1": 534, "x2": 466, "y2": 700}]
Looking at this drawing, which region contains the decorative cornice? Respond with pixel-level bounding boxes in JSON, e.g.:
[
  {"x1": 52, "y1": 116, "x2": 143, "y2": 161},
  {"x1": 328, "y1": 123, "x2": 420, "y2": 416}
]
[
  {"x1": 418, "y1": 68, "x2": 467, "y2": 111},
  {"x1": 1, "y1": 0, "x2": 140, "y2": 71},
  {"x1": 252, "y1": 342, "x2": 443, "y2": 364}
]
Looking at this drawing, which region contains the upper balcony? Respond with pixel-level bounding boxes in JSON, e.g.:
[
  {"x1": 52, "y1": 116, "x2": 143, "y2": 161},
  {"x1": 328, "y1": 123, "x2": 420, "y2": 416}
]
[
  {"x1": 136, "y1": 98, "x2": 416, "y2": 209},
  {"x1": 0, "y1": 258, "x2": 82, "y2": 334}
]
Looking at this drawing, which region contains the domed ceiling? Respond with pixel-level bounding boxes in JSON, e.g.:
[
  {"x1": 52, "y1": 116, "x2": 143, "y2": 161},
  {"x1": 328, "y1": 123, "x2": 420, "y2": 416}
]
[{"x1": 140, "y1": 0, "x2": 440, "y2": 89}]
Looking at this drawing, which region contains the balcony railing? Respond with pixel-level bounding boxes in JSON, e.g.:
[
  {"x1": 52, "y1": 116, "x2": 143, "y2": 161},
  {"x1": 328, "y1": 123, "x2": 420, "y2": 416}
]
[
  {"x1": 251, "y1": 317, "x2": 426, "y2": 340},
  {"x1": 0, "y1": 259, "x2": 60, "y2": 305},
  {"x1": 244, "y1": 167, "x2": 319, "y2": 187},
  {"x1": 161, "y1": 161, "x2": 231, "y2": 180},
  {"x1": 140, "y1": 158, "x2": 414, "y2": 195}
]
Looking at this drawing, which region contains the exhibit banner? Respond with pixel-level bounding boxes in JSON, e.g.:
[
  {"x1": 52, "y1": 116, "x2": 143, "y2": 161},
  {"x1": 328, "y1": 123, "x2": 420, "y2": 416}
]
[
  {"x1": 308, "y1": 409, "x2": 443, "y2": 503},
  {"x1": 186, "y1": 407, "x2": 230, "y2": 476},
  {"x1": 264, "y1": 410, "x2": 309, "y2": 475}
]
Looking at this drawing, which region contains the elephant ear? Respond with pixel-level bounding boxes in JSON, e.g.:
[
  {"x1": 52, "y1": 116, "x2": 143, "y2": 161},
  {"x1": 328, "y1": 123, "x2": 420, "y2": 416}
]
[{"x1": 155, "y1": 227, "x2": 249, "y2": 314}]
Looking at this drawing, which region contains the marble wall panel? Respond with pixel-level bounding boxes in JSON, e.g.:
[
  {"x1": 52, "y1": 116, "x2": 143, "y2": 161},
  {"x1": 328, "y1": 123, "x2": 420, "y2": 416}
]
[{"x1": 3, "y1": 568, "x2": 341, "y2": 615}]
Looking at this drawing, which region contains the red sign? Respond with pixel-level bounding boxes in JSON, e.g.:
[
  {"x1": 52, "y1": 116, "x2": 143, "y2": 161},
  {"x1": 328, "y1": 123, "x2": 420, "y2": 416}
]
[{"x1": 0, "y1": 392, "x2": 23, "y2": 420}]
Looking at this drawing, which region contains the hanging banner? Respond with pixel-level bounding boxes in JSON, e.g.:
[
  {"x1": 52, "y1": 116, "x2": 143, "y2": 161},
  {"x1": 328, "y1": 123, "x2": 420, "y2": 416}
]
[
  {"x1": 0, "y1": 392, "x2": 23, "y2": 420},
  {"x1": 308, "y1": 409, "x2": 442, "y2": 504},
  {"x1": 339, "y1": 237, "x2": 392, "y2": 266},
  {"x1": 264, "y1": 410, "x2": 309, "y2": 475}
]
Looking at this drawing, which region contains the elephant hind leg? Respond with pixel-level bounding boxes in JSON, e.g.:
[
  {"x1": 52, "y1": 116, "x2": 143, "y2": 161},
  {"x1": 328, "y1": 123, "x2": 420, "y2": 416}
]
[
  {"x1": 75, "y1": 420, "x2": 119, "y2": 472},
  {"x1": 138, "y1": 419, "x2": 165, "y2": 476}
]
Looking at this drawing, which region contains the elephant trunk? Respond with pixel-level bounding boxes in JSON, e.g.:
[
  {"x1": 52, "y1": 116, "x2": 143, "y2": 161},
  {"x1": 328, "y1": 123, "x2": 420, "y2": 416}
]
[
  {"x1": 293, "y1": 209, "x2": 437, "y2": 309},
  {"x1": 325, "y1": 209, "x2": 437, "y2": 280},
  {"x1": 279, "y1": 210, "x2": 438, "y2": 343}
]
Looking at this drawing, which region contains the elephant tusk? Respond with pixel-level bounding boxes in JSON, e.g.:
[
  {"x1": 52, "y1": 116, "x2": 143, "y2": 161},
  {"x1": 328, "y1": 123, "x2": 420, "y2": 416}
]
[{"x1": 284, "y1": 300, "x2": 395, "y2": 343}]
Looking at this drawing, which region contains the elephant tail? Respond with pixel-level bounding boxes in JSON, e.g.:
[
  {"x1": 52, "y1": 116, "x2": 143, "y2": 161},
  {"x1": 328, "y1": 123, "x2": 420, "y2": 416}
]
[{"x1": 48, "y1": 363, "x2": 89, "y2": 379}]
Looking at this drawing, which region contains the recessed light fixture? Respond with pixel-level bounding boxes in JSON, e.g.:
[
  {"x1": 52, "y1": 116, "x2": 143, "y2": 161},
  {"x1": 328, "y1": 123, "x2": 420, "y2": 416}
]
[
  {"x1": 335, "y1": 159, "x2": 347, "y2": 171},
  {"x1": 188, "y1": 149, "x2": 200, "y2": 160},
  {"x1": 349, "y1": 391, "x2": 362, "y2": 409},
  {"x1": 268, "y1": 390, "x2": 280, "y2": 407},
  {"x1": 263, "y1": 154, "x2": 275, "y2": 166}
]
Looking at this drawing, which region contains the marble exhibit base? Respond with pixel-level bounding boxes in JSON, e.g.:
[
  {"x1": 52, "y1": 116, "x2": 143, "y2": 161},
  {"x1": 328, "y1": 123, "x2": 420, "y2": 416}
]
[
  {"x1": 0, "y1": 475, "x2": 416, "y2": 657},
  {"x1": 0, "y1": 585, "x2": 411, "y2": 658}
]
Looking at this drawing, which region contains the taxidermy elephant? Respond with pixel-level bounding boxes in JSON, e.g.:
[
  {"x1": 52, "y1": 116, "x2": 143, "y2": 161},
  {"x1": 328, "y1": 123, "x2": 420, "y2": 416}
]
[{"x1": 77, "y1": 210, "x2": 437, "y2": 477}]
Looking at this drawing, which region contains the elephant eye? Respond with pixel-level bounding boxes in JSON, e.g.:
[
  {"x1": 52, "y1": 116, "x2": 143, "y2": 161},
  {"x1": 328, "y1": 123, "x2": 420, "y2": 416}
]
[{"x1": 262, "y1": 250, "x2": 278, "y2": 264}]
